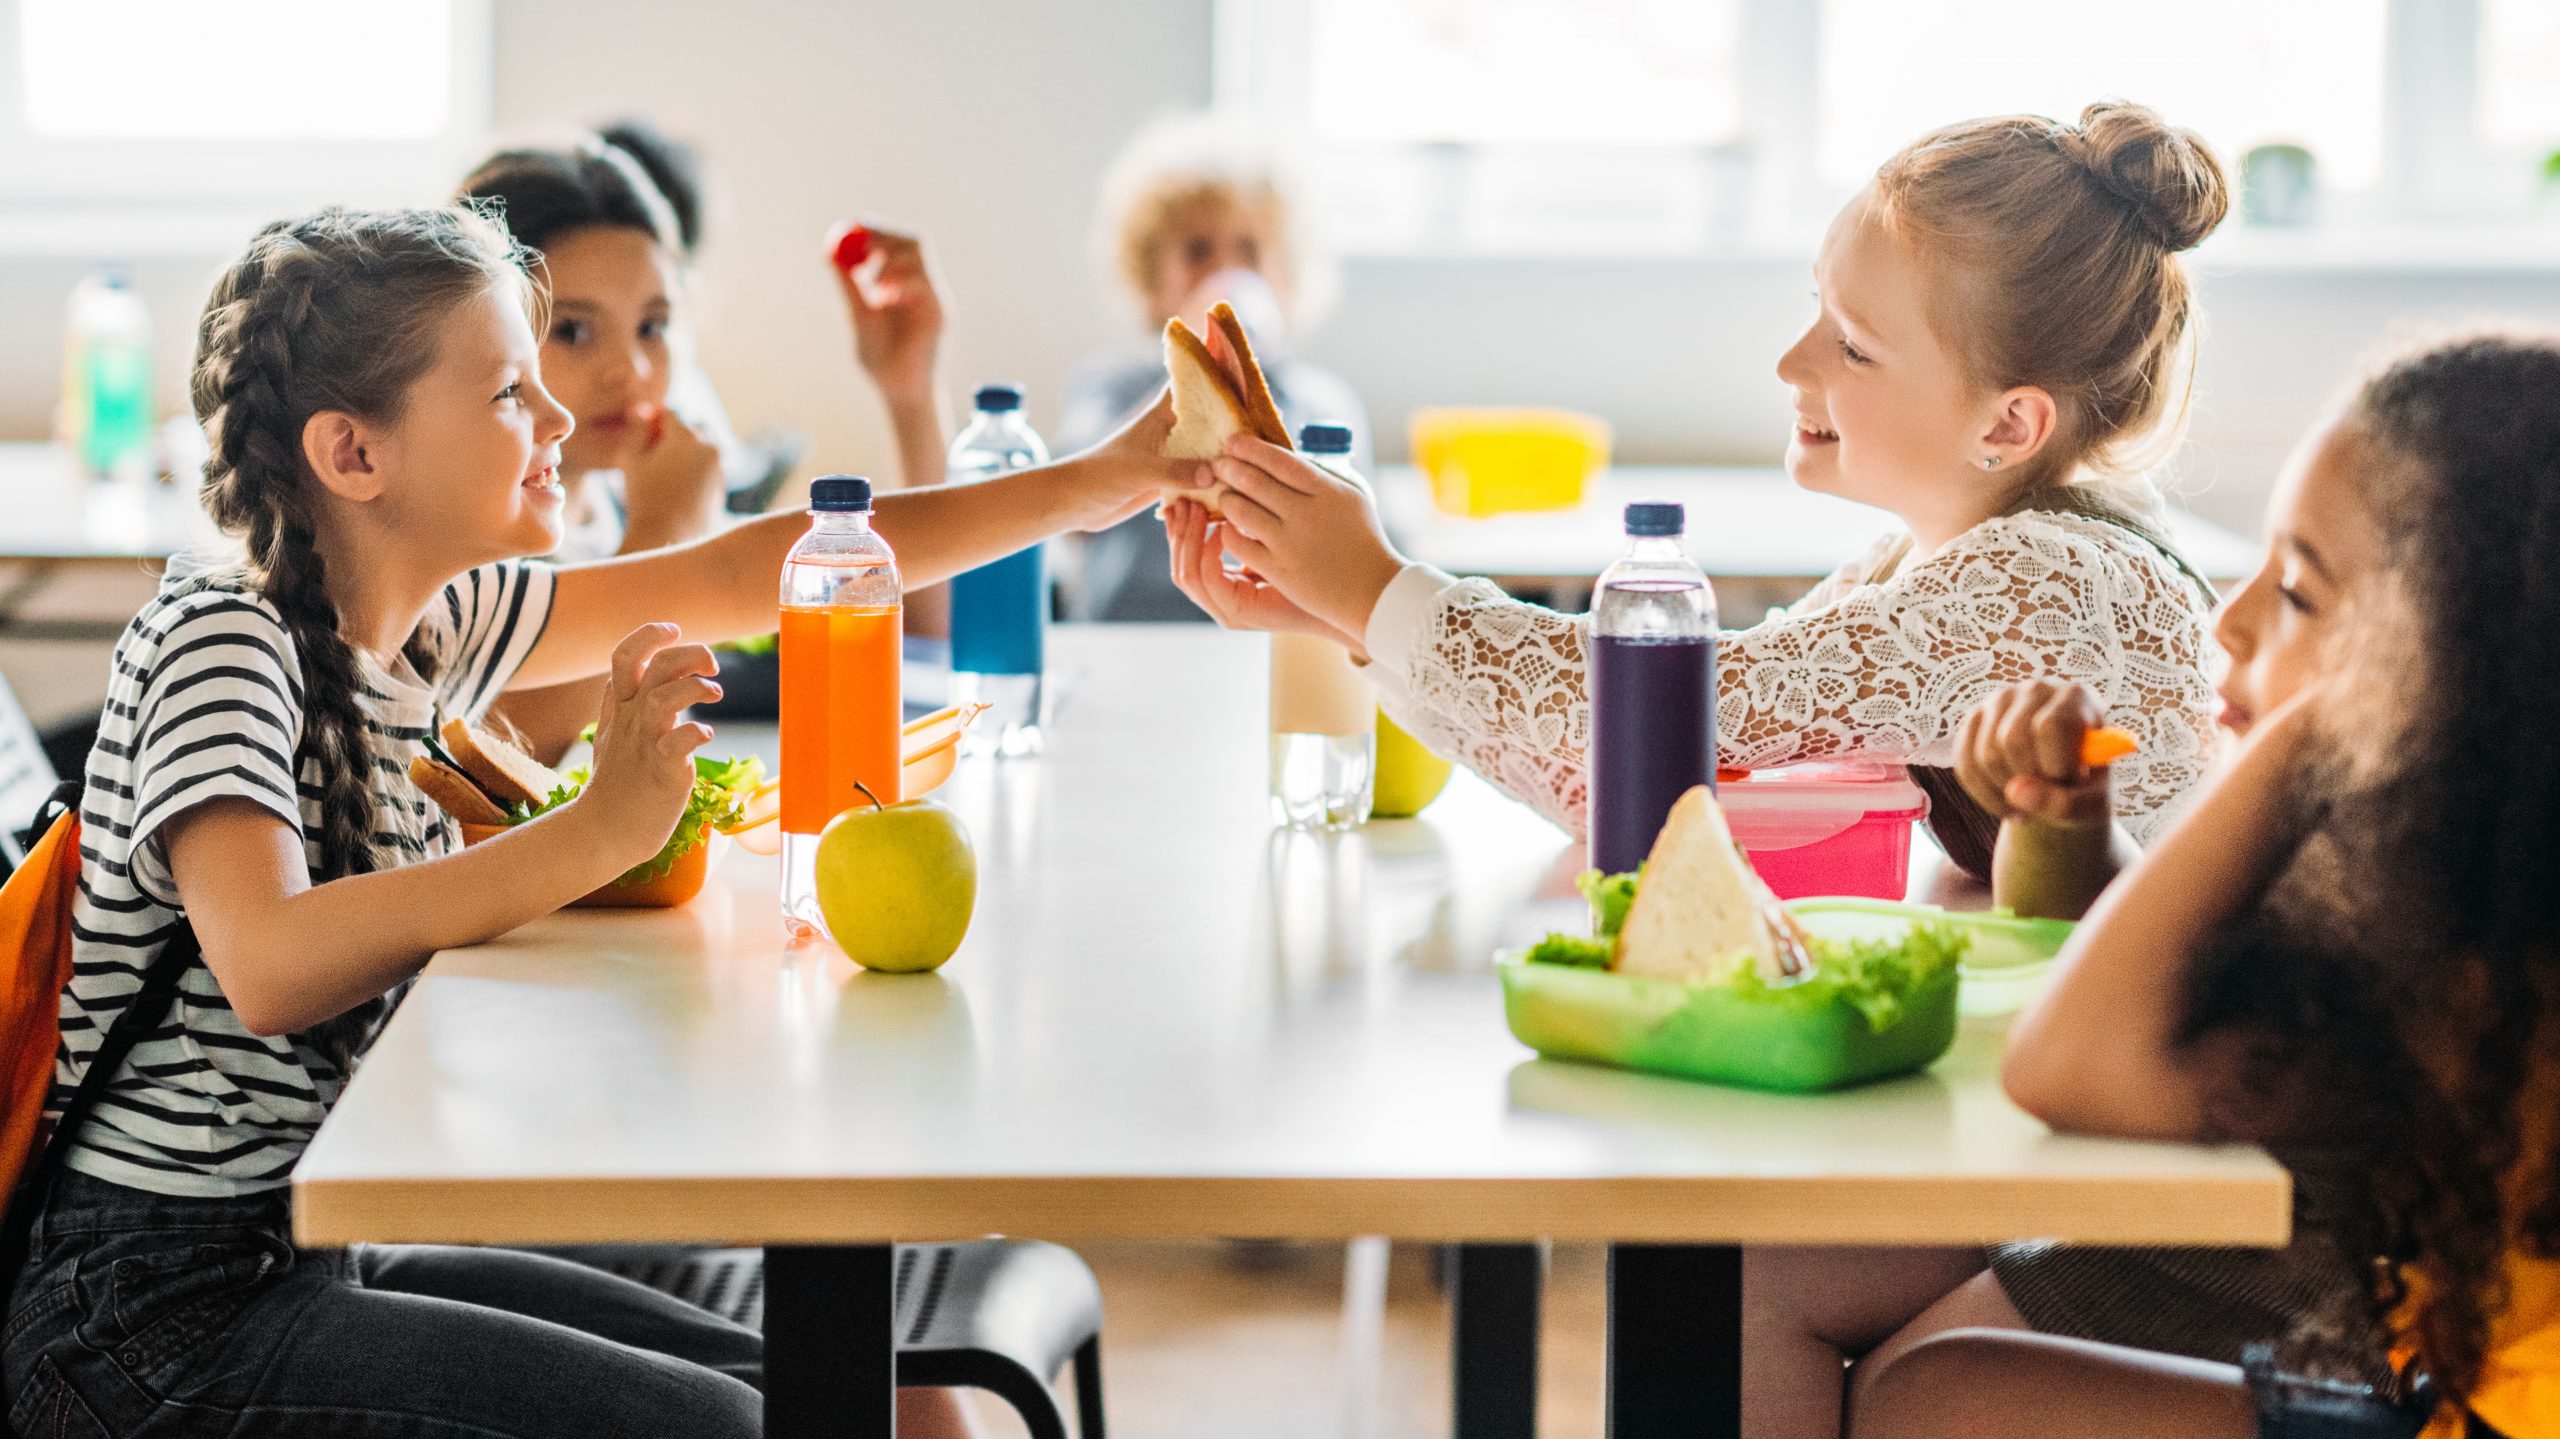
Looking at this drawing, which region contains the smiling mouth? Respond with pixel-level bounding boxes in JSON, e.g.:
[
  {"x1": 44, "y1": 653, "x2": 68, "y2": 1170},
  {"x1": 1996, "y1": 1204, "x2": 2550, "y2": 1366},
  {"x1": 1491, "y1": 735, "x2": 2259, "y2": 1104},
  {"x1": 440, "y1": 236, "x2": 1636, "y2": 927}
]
[
  {"x1": 523, "y1": 465, "x2": 561, "y2": 495},
  {"x1": 1795, "y1": 420, "x2": 1839, "y2": 444}
]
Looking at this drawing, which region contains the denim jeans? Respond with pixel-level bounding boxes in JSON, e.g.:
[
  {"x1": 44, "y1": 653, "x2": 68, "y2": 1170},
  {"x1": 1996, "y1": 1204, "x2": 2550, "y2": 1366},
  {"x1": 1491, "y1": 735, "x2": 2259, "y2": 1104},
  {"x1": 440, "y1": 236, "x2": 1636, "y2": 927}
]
[{"x1": 4, "y1": 1170, "x2": 761, "y2": 1438}]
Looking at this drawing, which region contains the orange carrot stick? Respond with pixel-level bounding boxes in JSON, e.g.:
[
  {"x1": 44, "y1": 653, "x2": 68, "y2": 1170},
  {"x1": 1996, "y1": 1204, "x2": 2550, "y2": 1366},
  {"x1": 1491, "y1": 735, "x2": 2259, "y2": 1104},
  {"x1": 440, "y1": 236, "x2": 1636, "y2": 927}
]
[{"x1": 2080, "y1": 726, "x2": 2140, "y2": 767}]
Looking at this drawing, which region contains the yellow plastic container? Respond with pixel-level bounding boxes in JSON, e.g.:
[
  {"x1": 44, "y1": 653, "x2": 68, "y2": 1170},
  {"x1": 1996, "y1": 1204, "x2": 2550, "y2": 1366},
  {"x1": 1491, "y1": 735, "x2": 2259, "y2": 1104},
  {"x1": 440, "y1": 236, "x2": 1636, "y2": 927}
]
[{"x1": 1409, "y1": 408, "x2": 1611, "y2": 517}]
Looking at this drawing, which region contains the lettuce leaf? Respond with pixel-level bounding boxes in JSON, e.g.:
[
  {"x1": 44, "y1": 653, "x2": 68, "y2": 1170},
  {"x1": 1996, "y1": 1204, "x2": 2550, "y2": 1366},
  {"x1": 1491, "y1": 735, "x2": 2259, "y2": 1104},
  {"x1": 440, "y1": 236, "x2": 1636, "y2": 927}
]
[
  {"x1": 1525, "y1": 933, "x2": 1615, "y2": 969},
  {"x1": 1521, "y1": 869, "x2": 1642, "y2": 969},
  {"x1": 505, "y1": 753, "x2": 767, "y2": 885},
  {"x1": 1729, "y1": 919, "x2": 1968, "y2": 1033},
  {"x1": 1578, "y1": 869, "x2": 1641, "y2": 940},
  {"x1": 1519, "y1": 876, "x2": 1969, "y2": 1036}
]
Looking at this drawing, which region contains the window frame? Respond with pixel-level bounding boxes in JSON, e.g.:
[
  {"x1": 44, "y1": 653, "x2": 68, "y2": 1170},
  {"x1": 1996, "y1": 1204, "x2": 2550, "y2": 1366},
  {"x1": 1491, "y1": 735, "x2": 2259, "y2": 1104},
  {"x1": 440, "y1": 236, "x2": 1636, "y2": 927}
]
[
  {"x1": 1215, "y1": 0, "x2": 2552, "y2": 258},
  {"x1": 0, "y1": 0, "x2": 492, "y2": 213}
]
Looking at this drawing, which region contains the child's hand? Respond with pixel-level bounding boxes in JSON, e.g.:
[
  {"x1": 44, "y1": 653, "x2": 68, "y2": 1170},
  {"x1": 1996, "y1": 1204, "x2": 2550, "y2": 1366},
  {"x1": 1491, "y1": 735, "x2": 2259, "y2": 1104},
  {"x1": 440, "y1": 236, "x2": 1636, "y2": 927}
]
[
  {"x1": 1202, "y1": 435, "x2": 1409, "y2": 641},
  {"x1": 833, "y1": 223, "x2": 945, "y2": 405},
  {"x1": 1956, "y1": 679, "x2": 2114, "y2": 828},
  {"x1": 1072, "y1": 386, "x2": 1189, "y2": 531},
  {"x1": 619, "y1": 409, "x2": 726, "y2": 551},
  {"x1": 1164, "y1": 498, "x2": 1367, "y2": 653},
  {"x1": 575, "y1": 624, "x2": 720, "y2": 871}
]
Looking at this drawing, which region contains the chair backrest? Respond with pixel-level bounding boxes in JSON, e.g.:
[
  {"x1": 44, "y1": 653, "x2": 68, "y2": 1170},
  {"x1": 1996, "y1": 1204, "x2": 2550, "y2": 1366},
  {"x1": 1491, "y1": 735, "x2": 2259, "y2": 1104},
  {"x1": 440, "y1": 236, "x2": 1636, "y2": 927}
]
[{"x1": 0, "y1": 676, "x2": 57, "y2": 872}]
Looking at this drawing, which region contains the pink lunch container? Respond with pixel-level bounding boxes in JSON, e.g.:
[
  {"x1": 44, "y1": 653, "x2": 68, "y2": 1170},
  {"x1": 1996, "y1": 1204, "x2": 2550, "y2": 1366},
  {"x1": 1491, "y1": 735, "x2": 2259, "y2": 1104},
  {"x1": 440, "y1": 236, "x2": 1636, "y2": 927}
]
[{"x1": 1720, "y1": 763, "x2": 1931, "y2": 901}]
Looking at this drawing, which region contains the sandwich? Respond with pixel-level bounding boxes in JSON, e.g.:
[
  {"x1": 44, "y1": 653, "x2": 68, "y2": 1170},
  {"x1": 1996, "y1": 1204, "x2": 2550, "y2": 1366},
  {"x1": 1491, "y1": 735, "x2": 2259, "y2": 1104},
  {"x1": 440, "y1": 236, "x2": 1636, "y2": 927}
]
[
  {"x1": 1159, "y1": 300, "x2": 1293, "y2": 513},
  {"x1": 1525, "y1": 784, "x2": 1965, "y2": 1033},
  {"x1": 1612, "y1": 785, "x2": 1780, "y2": 985},
  {"x1": 409, "y1": 719, "x2": 764, "y2": 888}
]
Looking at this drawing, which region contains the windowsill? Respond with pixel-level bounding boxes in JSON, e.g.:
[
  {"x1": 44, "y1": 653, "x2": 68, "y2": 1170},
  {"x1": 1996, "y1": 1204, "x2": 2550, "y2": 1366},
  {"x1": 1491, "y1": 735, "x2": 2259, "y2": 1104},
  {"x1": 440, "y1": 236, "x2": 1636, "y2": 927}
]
[
  {"x1": 0, "y1": 205, "x2": 343, "y2": 259},
  {"x1": 1334, "y1": 223, "x2": 2560, "y2": 277}
]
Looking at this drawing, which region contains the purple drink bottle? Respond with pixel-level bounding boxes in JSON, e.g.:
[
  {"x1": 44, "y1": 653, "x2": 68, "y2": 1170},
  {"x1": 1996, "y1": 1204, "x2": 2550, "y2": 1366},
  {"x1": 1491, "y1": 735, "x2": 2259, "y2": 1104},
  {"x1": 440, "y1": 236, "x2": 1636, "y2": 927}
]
[{"x1": 1588, "y1": 502, "x2": 1718, "y2": 875}]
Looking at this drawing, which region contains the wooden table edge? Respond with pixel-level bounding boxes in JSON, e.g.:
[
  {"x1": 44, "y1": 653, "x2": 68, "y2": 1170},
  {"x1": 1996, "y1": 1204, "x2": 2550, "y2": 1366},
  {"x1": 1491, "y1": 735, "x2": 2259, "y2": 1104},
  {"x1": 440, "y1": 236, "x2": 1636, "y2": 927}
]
[{"x1": 292, "y1": 1172, "x2": 2291, "y2": 1249}]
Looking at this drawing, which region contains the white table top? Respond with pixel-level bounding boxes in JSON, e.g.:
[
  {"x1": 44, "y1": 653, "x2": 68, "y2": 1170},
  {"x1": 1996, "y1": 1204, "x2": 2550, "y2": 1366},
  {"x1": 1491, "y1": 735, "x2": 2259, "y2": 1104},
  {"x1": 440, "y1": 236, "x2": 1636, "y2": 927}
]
[
  {"x1": 1, "y1": 442, "x2": 218, "y2": 563},
  {"x1": 1378, "y1": 464, "x2": 2261, "y2": 588},
  {"x1": 293, "y1": 628, "x2": 2285, "y2": 1249}
]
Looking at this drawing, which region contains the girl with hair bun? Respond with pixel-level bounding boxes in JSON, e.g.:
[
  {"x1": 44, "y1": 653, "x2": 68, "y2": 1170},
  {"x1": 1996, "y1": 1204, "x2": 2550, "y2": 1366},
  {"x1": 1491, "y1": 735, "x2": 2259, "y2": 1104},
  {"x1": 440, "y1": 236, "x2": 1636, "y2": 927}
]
[{"x1": 1170, "y1": 101, "x2": 2231, "y2": 877}]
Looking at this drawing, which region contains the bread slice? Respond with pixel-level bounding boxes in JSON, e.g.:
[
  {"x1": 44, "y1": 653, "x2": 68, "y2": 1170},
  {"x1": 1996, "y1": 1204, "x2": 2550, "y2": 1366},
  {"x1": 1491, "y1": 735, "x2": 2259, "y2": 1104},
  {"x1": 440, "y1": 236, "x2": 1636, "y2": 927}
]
[
  {"x1": 1612, "y1": 785, "x2": 1779, "y2": 985},
  {"x1": 1159, "y1": 303, "x2": 1295, "y2": 514},
  {"x1": 439, "y1": 717, "x2": 566, "y2": 811},
  {"x1": 1203, "y1": 301, "x2": 1292, "y2": 449},
  {"x1": 408, "y1": 753, "x2": 509, "y2": 827}
]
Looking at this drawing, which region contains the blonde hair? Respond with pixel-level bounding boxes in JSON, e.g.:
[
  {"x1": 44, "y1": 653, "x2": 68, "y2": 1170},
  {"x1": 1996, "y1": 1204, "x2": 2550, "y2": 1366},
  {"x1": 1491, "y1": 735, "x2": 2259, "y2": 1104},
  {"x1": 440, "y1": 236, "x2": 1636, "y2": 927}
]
[
  {"x1": 1871, "y1": 100, "x2": 2230, "y2": 505},
  {"x1": 1092, "y1": 113, "x2": 1337, "y2": 333}
]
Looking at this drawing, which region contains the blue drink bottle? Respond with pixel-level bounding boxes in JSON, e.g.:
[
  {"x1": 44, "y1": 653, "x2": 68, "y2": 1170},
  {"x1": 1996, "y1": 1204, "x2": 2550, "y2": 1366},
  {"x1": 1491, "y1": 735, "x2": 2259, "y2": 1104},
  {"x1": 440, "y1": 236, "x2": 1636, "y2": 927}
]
[{"x1": 947, "y1": 384, "x2": 1051, "y2": 757}]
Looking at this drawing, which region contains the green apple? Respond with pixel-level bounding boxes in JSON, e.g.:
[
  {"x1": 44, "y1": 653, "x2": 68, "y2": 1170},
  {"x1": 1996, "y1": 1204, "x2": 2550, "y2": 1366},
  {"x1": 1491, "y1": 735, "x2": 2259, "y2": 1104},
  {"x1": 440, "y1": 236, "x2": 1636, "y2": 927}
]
[
  {"x1": 814, "y1": 790, "x2": 977, "y2": 972},
  {"x1": 1371, "y1": 708, "x2": 1455, "y2": 818}
]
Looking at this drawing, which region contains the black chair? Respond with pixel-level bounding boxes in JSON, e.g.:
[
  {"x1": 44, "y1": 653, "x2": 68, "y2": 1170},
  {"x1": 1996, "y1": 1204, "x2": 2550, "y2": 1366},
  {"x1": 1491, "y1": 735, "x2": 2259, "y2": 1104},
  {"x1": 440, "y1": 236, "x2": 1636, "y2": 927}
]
[{"x1": 566, "y1": 1241, "x2": 1104, "y2": 1439}]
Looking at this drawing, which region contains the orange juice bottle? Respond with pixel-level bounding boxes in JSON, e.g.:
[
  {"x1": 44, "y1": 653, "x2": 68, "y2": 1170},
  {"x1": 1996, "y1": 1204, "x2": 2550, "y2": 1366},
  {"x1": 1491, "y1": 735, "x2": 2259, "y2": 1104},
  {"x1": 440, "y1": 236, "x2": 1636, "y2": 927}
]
[{"x1": 780, "y1": 475, "x2": 903, "y2": 935}]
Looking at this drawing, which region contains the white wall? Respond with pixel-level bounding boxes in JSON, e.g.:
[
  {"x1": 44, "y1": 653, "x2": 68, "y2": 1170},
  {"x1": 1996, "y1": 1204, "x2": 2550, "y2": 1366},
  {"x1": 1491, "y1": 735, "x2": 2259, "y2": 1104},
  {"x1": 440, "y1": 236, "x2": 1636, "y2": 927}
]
[
  {"x1": 10, "y1": 0, "x2": 2560, "y2": 567},
  {"x1": 1314, "y1": 255, "x2": 2560, "y2": 535}
]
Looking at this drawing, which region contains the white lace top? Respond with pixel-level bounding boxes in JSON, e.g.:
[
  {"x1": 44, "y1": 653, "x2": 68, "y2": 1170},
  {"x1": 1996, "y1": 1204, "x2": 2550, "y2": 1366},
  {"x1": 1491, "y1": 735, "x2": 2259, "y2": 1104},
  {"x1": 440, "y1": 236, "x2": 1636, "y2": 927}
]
[{"x1": 1364, "y1": 510, "x2": 2223, "y2": 845}]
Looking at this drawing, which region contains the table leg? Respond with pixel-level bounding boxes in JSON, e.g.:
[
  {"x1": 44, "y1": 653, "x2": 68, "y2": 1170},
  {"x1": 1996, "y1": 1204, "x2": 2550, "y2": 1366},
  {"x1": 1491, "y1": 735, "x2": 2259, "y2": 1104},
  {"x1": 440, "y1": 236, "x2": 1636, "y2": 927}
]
[
  {"x1": 1451, "y1": 1242, "x2": 1540, "y2": 1439},
  {"x1": 766, "y1": 1244, "x2": 895, "y2": 1438},
  {"x1": 1606, "y1": 1244, "x2": 1739, "y2": 1439}
]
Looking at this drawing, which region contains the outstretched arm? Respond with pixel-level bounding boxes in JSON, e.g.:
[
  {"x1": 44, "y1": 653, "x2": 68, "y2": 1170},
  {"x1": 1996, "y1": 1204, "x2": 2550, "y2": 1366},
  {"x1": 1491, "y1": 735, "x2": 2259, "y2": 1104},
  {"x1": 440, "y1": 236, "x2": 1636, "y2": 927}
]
[{"x1": 515, "y1": 391, "x2": 1183, "y2": 689}]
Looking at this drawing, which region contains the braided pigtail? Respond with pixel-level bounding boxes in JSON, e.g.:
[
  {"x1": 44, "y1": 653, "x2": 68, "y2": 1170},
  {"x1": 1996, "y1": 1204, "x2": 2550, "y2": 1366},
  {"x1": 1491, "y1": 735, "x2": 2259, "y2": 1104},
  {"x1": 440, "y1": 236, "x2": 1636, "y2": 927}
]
[{"x1": 190, "y1": 208, "x2": 527, "y2": 880}]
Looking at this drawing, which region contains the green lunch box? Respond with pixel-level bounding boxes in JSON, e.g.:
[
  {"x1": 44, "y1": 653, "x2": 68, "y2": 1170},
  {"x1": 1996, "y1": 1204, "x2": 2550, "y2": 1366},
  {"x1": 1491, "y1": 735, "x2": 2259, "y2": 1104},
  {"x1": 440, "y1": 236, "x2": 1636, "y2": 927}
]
[{"x1": 1496, "y1": 901, "x2": 2072, "y2": 1093}]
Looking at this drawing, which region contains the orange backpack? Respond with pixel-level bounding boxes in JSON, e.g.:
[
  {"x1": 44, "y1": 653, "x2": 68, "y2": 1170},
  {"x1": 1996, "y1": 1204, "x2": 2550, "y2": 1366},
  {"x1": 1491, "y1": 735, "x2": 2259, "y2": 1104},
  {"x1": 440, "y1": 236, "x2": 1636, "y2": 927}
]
[{"x1": 1, "y1": 781, "x2": 194, "y2": 1273}]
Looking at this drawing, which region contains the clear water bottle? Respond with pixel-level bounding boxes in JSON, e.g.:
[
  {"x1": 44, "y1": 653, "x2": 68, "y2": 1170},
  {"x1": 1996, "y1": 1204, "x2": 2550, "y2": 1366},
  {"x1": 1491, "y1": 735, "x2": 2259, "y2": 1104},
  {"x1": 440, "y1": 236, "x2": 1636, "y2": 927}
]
[
  {"x1": 57, "y1": 269, "x2": 154, "y2": 485},
  {"x1": 779, "y1": 476, "x2": 904, "y2": 936},
  {"x1": 1269, "y1": 422, "x2": 1376, "y2": 830},
  {"x1": 1588, "y1": 502, "x2": 1718, "y2": 874},
  {"x1": 947, "y1": 384, "x2": 1051, "y2": 757}
]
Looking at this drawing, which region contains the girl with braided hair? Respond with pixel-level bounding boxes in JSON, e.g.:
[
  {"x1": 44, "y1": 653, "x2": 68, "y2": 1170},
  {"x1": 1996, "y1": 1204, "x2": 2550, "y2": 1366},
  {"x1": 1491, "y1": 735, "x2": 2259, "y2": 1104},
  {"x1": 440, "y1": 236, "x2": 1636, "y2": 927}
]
[{"x1": 2, "y1": 204, "x2": 1178, "y2": 1438}]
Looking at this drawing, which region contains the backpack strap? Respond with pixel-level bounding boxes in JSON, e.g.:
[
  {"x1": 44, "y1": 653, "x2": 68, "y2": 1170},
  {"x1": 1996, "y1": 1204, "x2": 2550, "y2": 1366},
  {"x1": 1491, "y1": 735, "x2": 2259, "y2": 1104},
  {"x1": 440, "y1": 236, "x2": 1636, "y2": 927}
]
[{"x1": 0, "y1": 794, "x2": 200, "y2": 1281}]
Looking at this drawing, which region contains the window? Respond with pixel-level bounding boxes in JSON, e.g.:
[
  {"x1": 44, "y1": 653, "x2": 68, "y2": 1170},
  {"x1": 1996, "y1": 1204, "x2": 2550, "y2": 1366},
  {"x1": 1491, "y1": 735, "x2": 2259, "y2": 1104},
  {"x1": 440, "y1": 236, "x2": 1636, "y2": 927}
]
[
  {"x1": 1217, "y1": 0, "x2": 2554, "y2": 256},
  {"x1": 0, "y1": 0, "x2": 490, "y2": 213},
  {"x1": 2479, "y1": 0, "x2": 2560, "y2": 150},
  {"x1": 1217, "y1": 0, "x2": 1753, "y2": 253},
  {"x1": 1304, "y1": 0, "x2": 1740, "y2": 147},
  {"x1": 1817, "y1": 0, "x2": 2387, "y2": 189}
]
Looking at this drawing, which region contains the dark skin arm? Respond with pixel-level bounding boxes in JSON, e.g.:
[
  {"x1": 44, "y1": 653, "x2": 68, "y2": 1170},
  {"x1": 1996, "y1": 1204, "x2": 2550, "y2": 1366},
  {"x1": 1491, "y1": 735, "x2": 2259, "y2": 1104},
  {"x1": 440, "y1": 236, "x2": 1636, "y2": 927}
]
[{"x1": 2001, "y1": 695, "x2": 2315, "y2": 1139}]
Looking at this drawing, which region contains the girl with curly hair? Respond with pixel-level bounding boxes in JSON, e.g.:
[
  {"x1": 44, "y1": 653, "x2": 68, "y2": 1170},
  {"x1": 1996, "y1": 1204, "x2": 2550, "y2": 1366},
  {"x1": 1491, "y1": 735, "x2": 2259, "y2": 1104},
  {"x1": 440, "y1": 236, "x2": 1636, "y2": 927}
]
[{"x1": 1850, "y1": 331, "x2": 2560, "y2": 1437}]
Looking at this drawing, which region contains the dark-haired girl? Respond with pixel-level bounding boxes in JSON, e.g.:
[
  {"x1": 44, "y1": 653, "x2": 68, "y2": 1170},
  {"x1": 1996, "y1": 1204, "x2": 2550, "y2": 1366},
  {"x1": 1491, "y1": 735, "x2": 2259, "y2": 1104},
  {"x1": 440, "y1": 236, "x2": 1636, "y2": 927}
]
[
  {"x1": 0, "y1": 205, "x2": 1178, "y2": 1438},
  {"x1": 1846, "y1": 332, "x2": 2560, "y2": 1437}
]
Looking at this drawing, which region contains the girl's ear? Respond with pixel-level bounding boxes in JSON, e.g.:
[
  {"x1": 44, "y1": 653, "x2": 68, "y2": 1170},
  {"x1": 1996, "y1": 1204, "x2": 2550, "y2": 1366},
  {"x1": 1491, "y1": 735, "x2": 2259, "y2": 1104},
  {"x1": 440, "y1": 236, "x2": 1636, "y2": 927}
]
[
  {"x1": 302, "y1": 410, "x2": 384, "y2": 503},
  {"x1": 1980, "y1": 386, "x2": 2060, "y2": 472}
]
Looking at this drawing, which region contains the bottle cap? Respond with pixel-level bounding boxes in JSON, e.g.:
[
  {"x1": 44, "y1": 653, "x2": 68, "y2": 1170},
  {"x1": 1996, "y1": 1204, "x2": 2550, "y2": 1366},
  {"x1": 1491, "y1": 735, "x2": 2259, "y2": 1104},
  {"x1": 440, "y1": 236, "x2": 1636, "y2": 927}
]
[
  {"x1": 810, "y1": 475, "x2": 873, "y2": 513},
  {"x1": 1297, "y1": 422, "x2": 1354, "y2": 455},
  {"x1": 974, "y1": 383, "x2": 1024, "y2": 412},
  {"x1": 1624, "y1": 502, "x2": 1684, "y2": 537}
]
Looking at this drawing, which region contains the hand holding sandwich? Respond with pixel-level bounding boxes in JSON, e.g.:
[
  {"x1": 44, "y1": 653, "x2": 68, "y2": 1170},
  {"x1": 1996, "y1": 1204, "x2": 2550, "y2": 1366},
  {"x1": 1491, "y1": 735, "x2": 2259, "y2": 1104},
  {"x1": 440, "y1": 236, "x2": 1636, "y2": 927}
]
[
  {"x1": 1164, "y1": 492, "x2": 1367, "y2": 652},
  {"x1": 1169, "y1": 437, "x2": 1406, "y2": 648},
  {"x1": 1152, "y1": 299, "x2": 1411, "y2": 646}
]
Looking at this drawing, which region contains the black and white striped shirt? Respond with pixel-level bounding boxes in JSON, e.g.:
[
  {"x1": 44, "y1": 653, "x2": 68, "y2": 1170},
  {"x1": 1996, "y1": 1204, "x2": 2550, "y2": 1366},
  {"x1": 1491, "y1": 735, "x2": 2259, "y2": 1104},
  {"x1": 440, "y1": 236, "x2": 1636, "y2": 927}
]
[{"x1": 52, "y1": 560, "x2": 554, "y2": 1196}]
